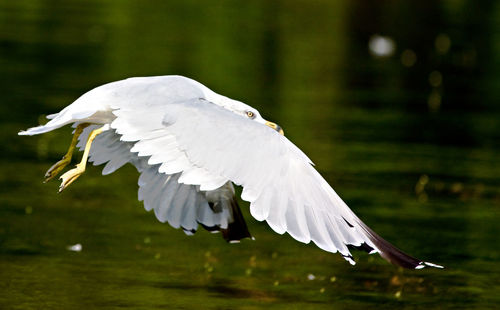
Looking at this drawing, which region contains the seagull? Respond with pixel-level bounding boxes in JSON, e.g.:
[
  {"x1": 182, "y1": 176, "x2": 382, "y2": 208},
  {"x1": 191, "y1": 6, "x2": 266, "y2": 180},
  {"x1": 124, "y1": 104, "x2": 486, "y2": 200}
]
[{"x1": 19, "y1": 75, "x2": 443, "y2": 269}]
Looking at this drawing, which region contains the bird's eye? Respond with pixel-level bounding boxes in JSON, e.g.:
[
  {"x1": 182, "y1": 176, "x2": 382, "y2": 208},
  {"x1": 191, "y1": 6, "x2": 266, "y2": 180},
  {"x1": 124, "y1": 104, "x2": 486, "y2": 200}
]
[{"x1": 246, "y1": 111, "x2": 255, "y2": 118}]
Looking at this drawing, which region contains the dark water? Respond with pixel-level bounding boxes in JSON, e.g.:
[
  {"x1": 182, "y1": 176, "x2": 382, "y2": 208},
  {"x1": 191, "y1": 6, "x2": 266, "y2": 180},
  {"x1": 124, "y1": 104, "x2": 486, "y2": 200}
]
[{"x1": 1, "y1": 1, "x2": 500, "y2": 309}]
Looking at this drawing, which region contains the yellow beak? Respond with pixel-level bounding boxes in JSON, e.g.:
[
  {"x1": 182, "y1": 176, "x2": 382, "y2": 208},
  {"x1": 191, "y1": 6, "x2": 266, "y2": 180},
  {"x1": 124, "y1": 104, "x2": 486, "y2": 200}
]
[{"x1": 265, "y1": 121, "x2": 284, "y2": 135}]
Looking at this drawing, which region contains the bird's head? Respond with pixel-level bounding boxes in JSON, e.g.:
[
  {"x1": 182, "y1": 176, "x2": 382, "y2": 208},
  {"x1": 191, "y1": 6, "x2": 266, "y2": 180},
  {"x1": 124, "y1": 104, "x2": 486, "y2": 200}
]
[
  {"x1": 242, "y1": 108, "x2": 284, "y2": 135},
  {"x1": 230, "y1": 102, "x2": 284, "y2": 136},
  {"x1": 208, "y1": 91, "x2": 284, "y2": 135}
]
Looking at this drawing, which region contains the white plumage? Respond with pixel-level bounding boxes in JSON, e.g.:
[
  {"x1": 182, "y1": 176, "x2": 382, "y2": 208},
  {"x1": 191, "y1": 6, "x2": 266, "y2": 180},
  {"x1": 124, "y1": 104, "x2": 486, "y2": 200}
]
[{"x1": 19, "y1": 75, "x2": 442, "y2": 269}]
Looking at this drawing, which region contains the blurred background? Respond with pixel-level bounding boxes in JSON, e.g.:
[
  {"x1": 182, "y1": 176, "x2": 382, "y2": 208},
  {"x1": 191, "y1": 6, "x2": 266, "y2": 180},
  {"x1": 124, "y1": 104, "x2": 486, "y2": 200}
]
[{"x1": 1, "y1": 1, "x2": 499, "y2": 309}]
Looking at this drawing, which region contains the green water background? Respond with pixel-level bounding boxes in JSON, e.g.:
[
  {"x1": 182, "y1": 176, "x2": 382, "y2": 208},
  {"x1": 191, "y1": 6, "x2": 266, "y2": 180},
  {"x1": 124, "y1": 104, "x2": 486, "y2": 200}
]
[{"x1": 1, "y1": 1, "x2": 499, "y2": 309}]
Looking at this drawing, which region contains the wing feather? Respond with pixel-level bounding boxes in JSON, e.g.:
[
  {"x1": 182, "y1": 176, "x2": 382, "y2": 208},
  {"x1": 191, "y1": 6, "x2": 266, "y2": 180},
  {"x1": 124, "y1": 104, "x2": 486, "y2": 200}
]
[
  {"x1": 180, "y1": 190, "x2": 198, "y2": 231},
  {"x1": 167, "y1": 185, "x2": 191, "y2": 229},
  {"x1": 154, "y1": 175, "x2": 181, "y2": 222}
]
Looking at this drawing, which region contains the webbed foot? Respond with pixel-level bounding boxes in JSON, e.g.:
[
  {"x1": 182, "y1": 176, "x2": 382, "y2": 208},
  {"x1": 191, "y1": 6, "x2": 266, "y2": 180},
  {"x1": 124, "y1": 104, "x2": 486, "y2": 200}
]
[{"x1": 58, "y1": 164, "x2": 85, "y2": 192}]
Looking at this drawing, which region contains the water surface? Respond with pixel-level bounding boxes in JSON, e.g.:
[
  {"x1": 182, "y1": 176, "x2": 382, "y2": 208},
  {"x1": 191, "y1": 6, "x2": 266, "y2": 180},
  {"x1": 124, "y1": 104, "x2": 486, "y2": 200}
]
[{"x1": 1, "y1": 1, "x2": 499, "y2": 309}]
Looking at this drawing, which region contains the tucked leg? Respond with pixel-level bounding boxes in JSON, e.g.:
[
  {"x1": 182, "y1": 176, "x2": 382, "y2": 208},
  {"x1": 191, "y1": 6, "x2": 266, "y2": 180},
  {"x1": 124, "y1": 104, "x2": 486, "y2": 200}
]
[
  {"x1": 58, "y1": 125, "x2": 106, "y2": 192},
  {"x1": 44, "y1": 123, "x2": 90, "y2": 182}
]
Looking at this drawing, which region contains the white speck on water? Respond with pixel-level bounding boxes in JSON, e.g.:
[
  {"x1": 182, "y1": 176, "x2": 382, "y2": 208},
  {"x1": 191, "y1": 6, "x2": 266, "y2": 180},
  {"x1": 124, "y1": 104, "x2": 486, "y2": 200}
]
[{"x1": 66, "y1": 243, "x2": 82, "y2": 252}]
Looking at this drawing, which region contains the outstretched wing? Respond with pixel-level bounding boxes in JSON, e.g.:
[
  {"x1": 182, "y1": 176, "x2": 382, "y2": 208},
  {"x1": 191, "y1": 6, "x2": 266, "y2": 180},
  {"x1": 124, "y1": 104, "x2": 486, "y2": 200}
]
[{"x1": 111, "y1": 98, "x2": 441, "y2": 269}]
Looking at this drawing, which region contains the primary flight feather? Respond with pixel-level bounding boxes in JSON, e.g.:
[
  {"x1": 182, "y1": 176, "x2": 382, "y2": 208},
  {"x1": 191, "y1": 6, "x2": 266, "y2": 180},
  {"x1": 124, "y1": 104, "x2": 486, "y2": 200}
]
[{"x1": 19, "y1": 75, "x2": 442, "y2": 269}]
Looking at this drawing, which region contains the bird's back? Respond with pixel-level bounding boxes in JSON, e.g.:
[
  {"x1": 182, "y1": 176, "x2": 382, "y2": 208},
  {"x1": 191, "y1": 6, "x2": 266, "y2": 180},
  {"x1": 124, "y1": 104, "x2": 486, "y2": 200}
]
[{"x1": 20, "y1": 76, "x2": 217, "y2": 136}]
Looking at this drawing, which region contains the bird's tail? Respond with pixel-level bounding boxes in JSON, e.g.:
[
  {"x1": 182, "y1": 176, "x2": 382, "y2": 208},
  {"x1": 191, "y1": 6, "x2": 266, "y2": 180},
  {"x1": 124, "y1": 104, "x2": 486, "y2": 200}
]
[
  {"x1": 18, "y1": 94, "x2": 103, "y2": 136},
  {"x1": 18, "y1": 109, "x2": 76, "y2": 136}
]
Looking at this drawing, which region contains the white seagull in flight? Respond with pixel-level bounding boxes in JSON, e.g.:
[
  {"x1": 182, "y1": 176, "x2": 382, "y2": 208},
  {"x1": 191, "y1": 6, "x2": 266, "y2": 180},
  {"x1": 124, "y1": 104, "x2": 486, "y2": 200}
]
[{"x1": 19, "y1": 75, "x2": 442, "y2": 269}]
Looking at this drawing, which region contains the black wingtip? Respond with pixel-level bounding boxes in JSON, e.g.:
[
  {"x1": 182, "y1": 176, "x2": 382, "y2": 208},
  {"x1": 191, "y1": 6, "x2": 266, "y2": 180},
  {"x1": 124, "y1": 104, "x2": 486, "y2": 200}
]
[
  {"x1": 221, "y1": 198, "x2": 253, "y2": 242},
  {"x1": 200, "y1": 198, "x2": 253, "y2": 242},
  {"x1": 355, "y1": 219, "x2": 444, "y2": 269}
]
